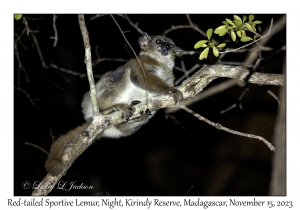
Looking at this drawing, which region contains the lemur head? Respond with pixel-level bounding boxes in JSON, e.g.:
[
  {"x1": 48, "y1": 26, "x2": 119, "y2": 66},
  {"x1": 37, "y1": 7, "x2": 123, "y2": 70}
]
[{"x1": 138, "y1": 33, "x2": 183, "y2": 57}]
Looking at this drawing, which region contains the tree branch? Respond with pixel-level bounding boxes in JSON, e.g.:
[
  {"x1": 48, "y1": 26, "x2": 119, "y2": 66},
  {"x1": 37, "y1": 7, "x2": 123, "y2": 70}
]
[
  {"x1": 31, "y1": 64, "x2": 283, "y2": 196},
  {"x1": 180, "y1": 105, "x2": 275, "y2": 151},
  {"x1": 78, "y1": 14, "x2": 100, "y2": 117}
]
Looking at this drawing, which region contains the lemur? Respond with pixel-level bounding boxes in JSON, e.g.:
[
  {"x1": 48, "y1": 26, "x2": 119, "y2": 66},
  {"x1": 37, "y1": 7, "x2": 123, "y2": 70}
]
[{"x1": 45, "y1": 34, "x2": 183, "y2": 176}]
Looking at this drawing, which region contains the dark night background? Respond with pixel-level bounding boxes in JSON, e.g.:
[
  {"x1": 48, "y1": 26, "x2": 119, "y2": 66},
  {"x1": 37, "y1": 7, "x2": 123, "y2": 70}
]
[{"x1": 14, "y1": 14, "x2": 286, "y2": 196}]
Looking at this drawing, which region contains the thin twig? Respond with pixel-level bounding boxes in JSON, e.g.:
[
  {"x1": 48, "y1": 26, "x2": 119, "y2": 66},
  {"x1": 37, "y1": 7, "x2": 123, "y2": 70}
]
[
  {"x1": 175, "y1": 64, "x2": 201, "y2": 85},
  {"x1": 50, "y1": 64, "x2": 86, "y2": 78},
  {"x1": 50, "y1": 15, "x2": 58, "y2": 47},
  {"x1": 14, "y1": 27, "x2": 27, "y2": 46},
  {"x1": 163, "y1": 25, "x2": 193, "y2": 35},
  {"x1": 180, "y1": 105, "x2": 275, "y2": 151},
  {"x1": 185, "y1": 185, "x2": 195, "y2": 196},
  {"x1": 22, "y1": 16, "x2": 84, "y2": 87},
  {"x1": 25, "y1": 16, "x2": 44, "y2": 21},
  {"x1": 49, "y1": 126, "x2": 55, "y2": 142},
  {"x1": 220, "y1": 87, "x2": 248, "y2": 114},
  {"x1": 14, "y1": 43, "x2": 30, "y2": 85},
  {"x1": 267, "y1": 90, "x2": 281, "y2": 105},
  {"x1": 166, "y1": 115, "x2": 186, "y2": 130},
  {"x1": 90, "y1": 14, "x2": 107, "y2": 21},
  {"x1": 186, "y1": 14, "x2": 206, "y2": 37},
  {"x1": 14, "y1": 87, "x2": 37, "y2": 105},
  {"x1": 220, "y1": 103, "x2": 237, "y2": 115},
  {"x1": 181, "y1": 50, "x2": 202, "y2": 56},
  {"x1": 166, "y1": 79, "x2": 242, "y2": 114},
  {"x1": 244, "y1": 15, "x2": 285, "y2": 68},
  {"x1": 123, "y1": 14, "x2": 145, "y2": 35},
  {"x1": 91, "y1": 14, "x2": 146, "y2": 35},
  {"x1": 110, "y1": 15, "x2": 144, "y2": 76},
  {"x1": 27, "y1": 21, "x2": 64, "y2": 90},
  {"x1": 162, "y1": 15, "x2": 207, "y2": 39},
  {"x1": 92, "y1": 57, "x2": 128, "y2": 67},
  {"x1": 110, "y1": 14, "x2": 148, "y2": 103},
  {"x1": 25, "y1": 142, "x2": 49, "y2": 155},
  {"x1": 244, "y1": 28, "x2": 262, "y2": 37}
]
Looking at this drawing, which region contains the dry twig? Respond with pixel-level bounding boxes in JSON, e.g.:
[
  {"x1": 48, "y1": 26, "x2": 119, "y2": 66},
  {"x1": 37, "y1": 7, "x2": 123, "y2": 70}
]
[{"x1": 180, "y1": 105, "x2": 275, "y2": 151}]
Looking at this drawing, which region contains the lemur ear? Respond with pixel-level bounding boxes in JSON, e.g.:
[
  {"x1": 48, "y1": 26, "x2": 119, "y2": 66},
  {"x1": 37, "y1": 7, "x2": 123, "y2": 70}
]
[{"x1": 138, "y1": 33, "x2": 151, "y2": 50}]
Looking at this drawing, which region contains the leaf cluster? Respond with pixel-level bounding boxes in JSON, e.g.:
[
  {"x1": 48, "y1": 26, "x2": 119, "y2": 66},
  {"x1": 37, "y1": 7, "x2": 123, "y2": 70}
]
[
  {"x1": 194, "y1": 14, "x2": 263, "y2": 60},
  {"x1": 214, "y1": 15, "x2": 262, "y2": 42},
  {"x1": 194, "y1": 29, "x2": 226, "y2": 60}
]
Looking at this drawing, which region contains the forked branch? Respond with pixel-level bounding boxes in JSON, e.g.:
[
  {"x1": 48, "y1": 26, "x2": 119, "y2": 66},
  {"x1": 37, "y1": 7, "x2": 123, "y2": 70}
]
[{"x1": 31, "y1": 63, "x2": 283, "y2": 196}]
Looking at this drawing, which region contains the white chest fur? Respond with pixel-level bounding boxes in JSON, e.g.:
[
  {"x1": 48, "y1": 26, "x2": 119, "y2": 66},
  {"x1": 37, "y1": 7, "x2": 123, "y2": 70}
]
[{"x1": 114, "y1": 81, "x2": 149, "y2": 104}]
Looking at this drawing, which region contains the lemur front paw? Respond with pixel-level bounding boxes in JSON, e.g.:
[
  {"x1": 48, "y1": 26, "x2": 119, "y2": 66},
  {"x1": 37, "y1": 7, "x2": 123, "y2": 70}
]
[
  {"x1": 169, "y1": 88, "x2": 183, "y2": 104},
  {"x1": 116, "y1": 104, "x2": 135, "y2": 123},
  {"x1": 102, "y1": 104, "x2": 134, "y2": 123}
]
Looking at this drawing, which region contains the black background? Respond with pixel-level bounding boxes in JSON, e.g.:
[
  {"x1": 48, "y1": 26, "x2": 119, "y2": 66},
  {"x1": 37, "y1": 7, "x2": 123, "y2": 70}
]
[{"x1": 14, "y1": 14, "x2": 286, "y2": 196}]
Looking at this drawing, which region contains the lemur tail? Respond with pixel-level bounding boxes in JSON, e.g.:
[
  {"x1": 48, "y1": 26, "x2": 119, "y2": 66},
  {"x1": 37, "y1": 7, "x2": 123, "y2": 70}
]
[{"x1": 45, "y1": 123, "x2": 89, "y2": 176}]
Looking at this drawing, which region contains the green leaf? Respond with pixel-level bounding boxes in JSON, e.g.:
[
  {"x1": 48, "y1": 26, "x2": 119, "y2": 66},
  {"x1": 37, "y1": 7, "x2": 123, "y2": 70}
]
[
  {"x1": 254, "y1": 34, "x2": 261, "y2": 40},
  {"x1": 236, "y1": 31, "x2": 242, "y2": 38},
  {"x1": 236, "y1": 26, "x2": 242, "y2": 31},
  {"x1": 200, "y1": 47, "x2": 209, "y2": 60},
  {"x1": 241, "y1": 36, "x2": 253, "y2": 42},
  {"x1": 213, "y1": 47, "x2": 219, "y2": 57},
  {"x1": 222, "y1": 21, "x2": 229, "y2": 26},
  {"x1": 206, "y1": 28, "x2": 213, "y2": 40},
  {"x1": 253, "y1": 20, "x2": 262, "y2": 24},
  {"x1": 226, "y1": 18, "x2": 234, "y2": 26},
  {"x1": 217, "y1": 43, "x2": 226, "y2": 48},
  {"x1": 194, "y1": 40, "x2": 208, "y2": 49},
  {"x1": 214, "y1": 25, "x2": 227, "y2": 34},
  {"x1": 243, "y1": 15, "x2": 247, "y2": 23},
  {"x1": 252, "y1": 25, "x2": 257, "y2": 32},
  {"x1": 234, "y1": 19, "x2": 242, "y2": 26},
  {"x1": 233, "y1": 15, "x2": 242, "y2": 22},
  {"x1": 219, "y1": 28, "x2": 227, "y2": 36},
  {"x1": 249, "y1": 14, "x2": 255, "y2": 22},
  {"x1": 14, "y1": 14, "x2": 22, "y2": 20},
  {"x1": 202, "y1": 44, "x2": 208, "y2": 47},
  {"x1": 208, "y1": 42, "x2": 215, "y2": 47},
  {"x1": 227, "y1": 26, "x2": 234, "y2": 30},
  {"x1": 240, "y1": 30, "x2": 246, "y2": 37},
  {"x1": 230, "y1": 31, "x2": 236, "y2": 42},
  {"x1": 245, "y1": 23, "x2": 252, "y2": 30}
]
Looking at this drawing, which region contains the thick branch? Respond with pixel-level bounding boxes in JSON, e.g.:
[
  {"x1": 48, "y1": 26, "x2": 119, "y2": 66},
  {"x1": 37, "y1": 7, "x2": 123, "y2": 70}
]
[
  {"x1": 178, "y1": 64, "x2": 283, "y2": 99},
  {"x1": 32, "y1": 64, "x2": 283, "y2": 196}
]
